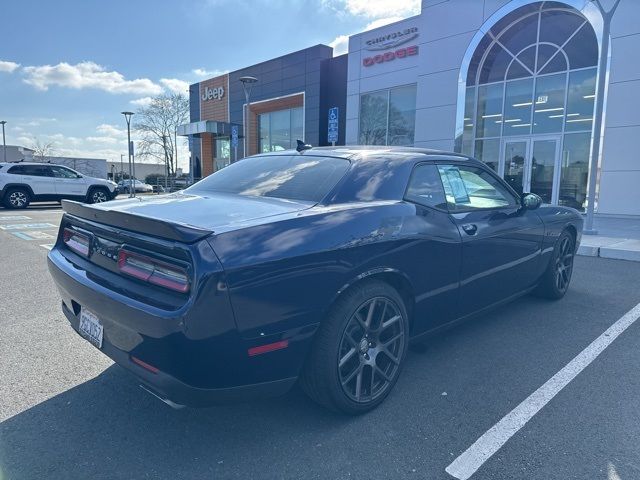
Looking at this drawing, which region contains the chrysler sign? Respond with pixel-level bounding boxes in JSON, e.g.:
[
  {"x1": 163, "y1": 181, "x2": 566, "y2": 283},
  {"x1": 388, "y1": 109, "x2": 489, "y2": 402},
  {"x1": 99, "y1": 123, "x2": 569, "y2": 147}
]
[
  {"x1": 365, "y1": 26, "x2": 419, "y2": 51},
  {"x1": 202, "y1": 86, "x2": 225, "y2": 102}
]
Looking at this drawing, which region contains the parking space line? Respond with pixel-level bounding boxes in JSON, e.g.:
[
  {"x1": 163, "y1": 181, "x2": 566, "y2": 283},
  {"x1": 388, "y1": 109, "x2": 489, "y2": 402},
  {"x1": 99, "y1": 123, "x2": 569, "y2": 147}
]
[{"x1": 446, "y1": 301, "x2": 640, "y2": 480}]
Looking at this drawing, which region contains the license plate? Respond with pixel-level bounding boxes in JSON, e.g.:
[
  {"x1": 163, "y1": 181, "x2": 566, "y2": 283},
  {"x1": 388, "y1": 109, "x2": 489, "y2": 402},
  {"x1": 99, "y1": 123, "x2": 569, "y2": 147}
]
[{"x1": 79, "y1": 308, "x2": 104, "y2": 349}]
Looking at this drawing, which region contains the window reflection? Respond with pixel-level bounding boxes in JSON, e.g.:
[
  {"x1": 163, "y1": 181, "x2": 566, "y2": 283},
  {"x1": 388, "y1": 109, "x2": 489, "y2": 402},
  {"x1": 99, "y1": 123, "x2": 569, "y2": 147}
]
[
  {"x1": 565, "y1": 68, "x2": 596, "y2": 132},
  {"x1": 504, "y1": 78, "x2": 533, "y2": 136},
  {"x1": 533, "y1": 73, "x2": 566, "y2": 134},
  {"x1": 474, "y1": 139, "x2": 500, "y2": 172},
  {"x1": 560, "y1": 133, "x2": 590, "y2": 211},
  {"x1": 258, "y1": 107, "x2": 304, "y2": 152},
  {"x1": 476, "y1": 83, "x2": 503, "y2": 138},
  {"x1": 359, "y1": 85, "x2": 416, "y2": 146}
]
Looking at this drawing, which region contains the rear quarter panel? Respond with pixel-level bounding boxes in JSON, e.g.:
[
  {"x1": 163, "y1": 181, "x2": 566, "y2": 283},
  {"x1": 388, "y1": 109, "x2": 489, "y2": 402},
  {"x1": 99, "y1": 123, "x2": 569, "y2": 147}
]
[
  {"x1": 209, "y1": 201, "x2": 462, "y2": 342},
  {"x1": 536, "y1": 205, "x2": 584, "y2": 265}
]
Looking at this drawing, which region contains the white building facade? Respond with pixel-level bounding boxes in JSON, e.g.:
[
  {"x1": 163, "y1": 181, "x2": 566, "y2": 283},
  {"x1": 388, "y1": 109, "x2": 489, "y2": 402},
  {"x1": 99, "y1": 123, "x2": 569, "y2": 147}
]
[{"x1": 346, "y1": 0, "x2": 640, "y2": 216}]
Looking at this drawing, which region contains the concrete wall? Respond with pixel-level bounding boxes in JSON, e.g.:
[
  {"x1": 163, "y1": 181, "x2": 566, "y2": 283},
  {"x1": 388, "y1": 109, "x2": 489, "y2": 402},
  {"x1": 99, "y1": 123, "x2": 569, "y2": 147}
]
[{"x1": 596, "y1": 0, "x2": 640, "y2": 216}]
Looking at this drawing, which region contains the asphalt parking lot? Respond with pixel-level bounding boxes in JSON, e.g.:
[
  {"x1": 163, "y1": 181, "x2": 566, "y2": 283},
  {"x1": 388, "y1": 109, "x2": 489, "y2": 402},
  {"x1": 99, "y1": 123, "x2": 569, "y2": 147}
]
[{"x1": 2, "y1": 205, "x2": 640, "y2": 480}]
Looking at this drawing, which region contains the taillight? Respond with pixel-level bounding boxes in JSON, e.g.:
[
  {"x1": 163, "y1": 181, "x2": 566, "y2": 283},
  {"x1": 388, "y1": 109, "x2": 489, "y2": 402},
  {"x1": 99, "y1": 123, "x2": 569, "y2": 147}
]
[
  {"x1": 63, "y1": 228, "x2": 90, "y2": 257},
  {"x1": 117, "y1": 249, "x2": 190, "y2": 293}
]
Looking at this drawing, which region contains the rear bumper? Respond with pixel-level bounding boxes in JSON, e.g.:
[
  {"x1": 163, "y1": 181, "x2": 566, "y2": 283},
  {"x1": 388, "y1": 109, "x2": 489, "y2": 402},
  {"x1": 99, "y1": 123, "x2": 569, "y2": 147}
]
[
  {"x1": 60, "y1": 301, "x2": 295, "y2": 407},
  {"x1": 47, "y1": 246, "x2": 306, "y2": 407}
]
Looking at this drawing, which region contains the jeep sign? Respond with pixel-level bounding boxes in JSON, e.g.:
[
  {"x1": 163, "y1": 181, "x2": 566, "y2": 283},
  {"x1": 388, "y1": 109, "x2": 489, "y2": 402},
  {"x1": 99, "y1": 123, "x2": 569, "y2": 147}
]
[{"x1": 202, "y1": 86, "x2": 225, "y2": 102}]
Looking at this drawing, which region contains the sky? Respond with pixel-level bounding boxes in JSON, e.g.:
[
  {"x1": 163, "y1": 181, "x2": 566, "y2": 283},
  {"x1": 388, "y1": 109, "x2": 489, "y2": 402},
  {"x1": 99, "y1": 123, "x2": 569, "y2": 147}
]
[{"x1": 0, "y1": 0, "x2": 420, "y2": 171}]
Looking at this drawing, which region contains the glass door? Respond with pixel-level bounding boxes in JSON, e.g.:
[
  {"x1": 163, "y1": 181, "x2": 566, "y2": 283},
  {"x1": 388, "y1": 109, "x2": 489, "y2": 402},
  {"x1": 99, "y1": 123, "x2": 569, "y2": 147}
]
[
  {"x1": 530, "y1": 136, "x2": 561, "y2": 204},
  {"x1": 502, "y1": 138, "x2": 530, "y2": 195},
  {"x1": 501, "y1": 135, "x2": 562, "y2": 203}
]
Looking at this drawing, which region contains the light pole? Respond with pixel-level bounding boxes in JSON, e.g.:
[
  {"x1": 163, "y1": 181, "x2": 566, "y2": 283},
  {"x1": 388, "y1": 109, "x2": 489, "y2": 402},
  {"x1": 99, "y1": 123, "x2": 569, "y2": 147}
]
[
  {"x1": 162, "y1": 134, "x2": 169, "y2": 189},
  {"x1": 121, "y1": 111, "x2": 134, "y2": 198},
  {"x1": 584, "y1": 0, "x2": 622, "y2": 234},
  {"x1": 120, "y1": 153, "x2": 124, "y2": 182},
  {"x1": 239, "y1": 76, "x2": 258, "y2": 158},
  {"x1": 0, "y1": 121, "x2": 7, "y2": 163}
]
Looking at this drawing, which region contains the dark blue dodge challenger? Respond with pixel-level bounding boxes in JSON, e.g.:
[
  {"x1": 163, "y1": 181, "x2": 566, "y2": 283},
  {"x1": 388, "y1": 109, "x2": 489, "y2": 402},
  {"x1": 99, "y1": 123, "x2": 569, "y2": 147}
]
[{"x1": 48, "y1": 146, "x2": 582, "y2": 414}]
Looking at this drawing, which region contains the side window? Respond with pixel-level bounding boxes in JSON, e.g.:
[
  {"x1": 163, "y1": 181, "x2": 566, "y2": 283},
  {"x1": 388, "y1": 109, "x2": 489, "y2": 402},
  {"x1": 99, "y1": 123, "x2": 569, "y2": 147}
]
[
  {"x1": 405, "y1": 163, "x2": 447, "y2": 210},
  {"x1": 51, "y1": 166, "x2": 79, "y2": 178},
  {"x1": 33, "y1": 166, "x2": 53, "y2": 177},
  {"x1": 437, "y1": 164, "x2": 518, "y2": 211},
  {"x1": 7, "y1": 165, "x2": 25, "y2": 175}
]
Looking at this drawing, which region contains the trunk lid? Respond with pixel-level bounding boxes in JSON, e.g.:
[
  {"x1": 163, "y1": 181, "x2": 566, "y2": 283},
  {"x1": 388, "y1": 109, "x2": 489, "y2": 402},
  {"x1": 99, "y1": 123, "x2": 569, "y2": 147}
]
[{"x1": 62, "y1": 192, "x2": 313, "y2": 243}]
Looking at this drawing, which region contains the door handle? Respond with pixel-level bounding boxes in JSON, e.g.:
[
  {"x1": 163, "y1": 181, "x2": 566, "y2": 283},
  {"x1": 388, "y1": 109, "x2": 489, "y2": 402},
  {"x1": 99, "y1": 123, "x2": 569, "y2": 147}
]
[{"x1": 461, "y1": 223, "x2": 478, "y2": 235}]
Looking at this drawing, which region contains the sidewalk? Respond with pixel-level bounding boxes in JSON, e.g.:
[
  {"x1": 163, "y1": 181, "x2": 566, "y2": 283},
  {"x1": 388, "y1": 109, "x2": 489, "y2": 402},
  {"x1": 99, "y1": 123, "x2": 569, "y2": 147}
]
[{"x1": 577, "y1": 217, "x2": 640, "y2": 262}]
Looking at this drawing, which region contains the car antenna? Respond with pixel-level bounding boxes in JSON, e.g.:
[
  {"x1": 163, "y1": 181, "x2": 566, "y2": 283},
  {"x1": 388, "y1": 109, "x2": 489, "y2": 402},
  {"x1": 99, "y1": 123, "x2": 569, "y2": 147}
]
[{"x1": 296, "y1": 139, "x2": 312, "y2": 153}]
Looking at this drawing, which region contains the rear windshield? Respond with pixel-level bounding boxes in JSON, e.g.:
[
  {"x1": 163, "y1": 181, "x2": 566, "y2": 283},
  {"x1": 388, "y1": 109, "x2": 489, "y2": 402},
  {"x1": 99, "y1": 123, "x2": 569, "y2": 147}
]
[{"x1": 187, "y1": 154, "x2": 350, "y2": 203}]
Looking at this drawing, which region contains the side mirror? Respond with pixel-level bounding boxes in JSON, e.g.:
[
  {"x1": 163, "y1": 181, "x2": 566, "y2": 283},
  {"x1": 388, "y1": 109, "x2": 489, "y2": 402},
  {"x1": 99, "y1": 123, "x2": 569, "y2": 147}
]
[{"x1": 521, "y1": 192, "x2": 542, "y2": 210}]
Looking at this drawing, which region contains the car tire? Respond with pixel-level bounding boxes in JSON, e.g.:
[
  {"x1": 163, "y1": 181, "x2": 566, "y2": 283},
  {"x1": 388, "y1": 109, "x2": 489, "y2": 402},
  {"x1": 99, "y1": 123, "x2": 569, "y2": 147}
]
[
  {"x1": 88, "y1": 187, "x2": 109, "y2": 204},
  {"x1": 3, "y1": 187, "x2": 31, "y2": 209},
  {"x1": 533, "y1": 229, "x2": 576, "y2": 300},
  {"x1": 300, "y1": 280, "x2": 409, "y2": 415}
]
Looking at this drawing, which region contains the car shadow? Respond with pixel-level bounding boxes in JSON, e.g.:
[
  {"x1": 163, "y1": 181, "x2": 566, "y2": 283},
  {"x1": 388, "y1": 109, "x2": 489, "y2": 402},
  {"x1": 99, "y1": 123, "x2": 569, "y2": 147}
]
[
  {"x1": 0, "y1": 364, "x2": 353, "y2": 480},
  {"x1": 0, "y1": 274, "x2": 618, "y2": 480}
]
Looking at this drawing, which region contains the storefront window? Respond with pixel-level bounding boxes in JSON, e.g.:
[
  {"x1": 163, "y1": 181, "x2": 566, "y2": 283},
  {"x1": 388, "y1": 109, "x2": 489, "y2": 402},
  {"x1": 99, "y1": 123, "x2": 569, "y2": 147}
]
[
  {"x1": 533, "y1": 73, "x2": 566, "y2": 134},
  {"x1": 560, "y1": 133, "x2": 590, "y2": 211},
  {"x1": 503, "y1": 78, "x2": 533, "y2": 136},
  {"x1": 565, "y1": 68, "x2": 596, "y2": 133},
  {"x1": 459, "y1": 1, "x2": 599, "y2": 207},
  {"x1": 359, "y1": 85, "x2": 416, "y2": 146},
  {"x1": 215, "y1": 137, "x2": 231, "y2": 170},
  {"x1": 474, "y1": 139, "x2": 500, "y2": 172},
  {"x1": 476, "y1": 83, "x2": 503, "y2": 138},
  {"x1": 258, "y1": 107, "x2": 304, "y2": 152}
]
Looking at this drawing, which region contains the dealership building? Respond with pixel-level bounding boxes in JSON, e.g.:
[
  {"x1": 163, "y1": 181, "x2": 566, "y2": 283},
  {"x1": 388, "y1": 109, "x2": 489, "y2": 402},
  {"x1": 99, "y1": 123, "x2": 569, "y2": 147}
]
[
  {"x1": 183, "y1": 0, "x2": 640, "y2": 217},
  {"x1": 179, "y1": 45, "x2": 346, "y2": 178}
]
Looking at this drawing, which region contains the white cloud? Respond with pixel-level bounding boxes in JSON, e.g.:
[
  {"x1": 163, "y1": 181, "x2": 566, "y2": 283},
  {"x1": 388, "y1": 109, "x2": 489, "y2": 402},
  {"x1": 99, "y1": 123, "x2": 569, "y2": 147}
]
[
  {"x1": 328, "y1": 15, "x2": 406, "y2": 56},
  {"x1": 96, "y1": 123, "x2": 126, "y2": 138},
  {"x1": 86, "y1": 136, "x2": 119, "y2": 144},
  {"x1": 325, "y1": 0, "x2": 420, "y2": 18},
  {"x1": 192, "y1": 68, "x2": 227, "y2": 78},
  {"x1": 130, "y1": 96, "x2": 154, "y2": 107},
  {"x1": 329, "y1": 35, "x2": 350, "y2": 56},
  {"x1": 160, "y1": 78, "x2": 189, "y2": 94},
  {"x1": 364, "y1": 16, "x2": 406, "y2": 30},
  {"x1": 0, "y1": 60, "x2": 20, "y2": 73},
  {"x1": 22, "y1": 61, "x2": 163, "y2": 95}
]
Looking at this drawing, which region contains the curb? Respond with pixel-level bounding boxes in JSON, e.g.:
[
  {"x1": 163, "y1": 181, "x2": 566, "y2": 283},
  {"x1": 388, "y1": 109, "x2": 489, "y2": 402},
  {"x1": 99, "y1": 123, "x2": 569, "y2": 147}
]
[{"x1": 577, "y1": 240, "x2": 640, "y2": 262}]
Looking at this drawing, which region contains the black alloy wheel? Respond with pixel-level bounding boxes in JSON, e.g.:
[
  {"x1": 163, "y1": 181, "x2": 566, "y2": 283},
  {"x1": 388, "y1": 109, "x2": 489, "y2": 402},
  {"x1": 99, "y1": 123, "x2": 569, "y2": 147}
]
[
  {"x1": 338, "y1": 297, "x2": 405, "y2": 403},
  {"x1": 555, "y1": 234, "x2": 574, "y2": 293},
  {"x1": 534, "y1": 230, "x2": 575, "y2": 299},
  {"x1": 300, "y1": 280, "x2": 409, "y2": 414}
]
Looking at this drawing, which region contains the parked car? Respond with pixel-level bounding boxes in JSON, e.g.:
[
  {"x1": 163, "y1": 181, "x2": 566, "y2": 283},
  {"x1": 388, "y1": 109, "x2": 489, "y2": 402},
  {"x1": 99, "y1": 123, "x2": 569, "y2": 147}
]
[
  {"x1": 151, "y1": 185, "x2": 166, "y2": 194},
  {"x1": 0, "y1": 162, "x2": 118, "y2": 208},
  {"x1": 47, "y1": 147, "x2": 582, "y2": 414},
  {"x1": 117, "y1": 179, "x2": 153, "y2": 194}
]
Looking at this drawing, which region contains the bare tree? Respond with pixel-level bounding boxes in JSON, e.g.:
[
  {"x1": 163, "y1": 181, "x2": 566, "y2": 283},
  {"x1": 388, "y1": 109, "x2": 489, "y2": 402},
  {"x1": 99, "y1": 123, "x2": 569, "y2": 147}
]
[
  {"x1": 30, "y1": 138, "x2": 56, "y2": 162},
  {"x1": 134, "y1": 94, "x2": 189, "y2": 176}
]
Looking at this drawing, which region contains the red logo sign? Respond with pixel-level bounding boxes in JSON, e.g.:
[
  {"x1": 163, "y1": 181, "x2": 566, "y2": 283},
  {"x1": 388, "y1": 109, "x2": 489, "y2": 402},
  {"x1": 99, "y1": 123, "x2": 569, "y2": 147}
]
[{"x1": 362, "y1": 45, "x2": 419, "y2": 67}]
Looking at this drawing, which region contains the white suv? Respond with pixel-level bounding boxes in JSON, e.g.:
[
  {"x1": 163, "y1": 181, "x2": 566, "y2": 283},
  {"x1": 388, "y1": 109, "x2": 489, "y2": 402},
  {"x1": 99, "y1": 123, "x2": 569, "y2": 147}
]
[{"x1": 0, "y1": 162, "x2": 118, "y2": 209}]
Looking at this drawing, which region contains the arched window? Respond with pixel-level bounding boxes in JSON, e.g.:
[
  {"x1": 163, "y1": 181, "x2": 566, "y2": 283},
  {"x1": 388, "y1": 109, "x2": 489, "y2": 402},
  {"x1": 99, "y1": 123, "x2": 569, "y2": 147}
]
[{"x1": 459, "y1": 1, "x2": 599, "y2": 210}]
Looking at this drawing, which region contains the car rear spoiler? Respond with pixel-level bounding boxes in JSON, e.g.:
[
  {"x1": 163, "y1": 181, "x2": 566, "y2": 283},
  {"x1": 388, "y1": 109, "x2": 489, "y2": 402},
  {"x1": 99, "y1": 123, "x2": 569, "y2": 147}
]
[{"x1": 61, "y1": 200, "x2": 214, "y2": 243}]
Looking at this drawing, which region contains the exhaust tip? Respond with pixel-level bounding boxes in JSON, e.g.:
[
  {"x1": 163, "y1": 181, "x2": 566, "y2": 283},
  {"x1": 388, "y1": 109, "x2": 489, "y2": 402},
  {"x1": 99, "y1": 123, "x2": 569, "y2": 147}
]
[{"x1": 139, "y1": 384, "x2": 186, "y2": 410}]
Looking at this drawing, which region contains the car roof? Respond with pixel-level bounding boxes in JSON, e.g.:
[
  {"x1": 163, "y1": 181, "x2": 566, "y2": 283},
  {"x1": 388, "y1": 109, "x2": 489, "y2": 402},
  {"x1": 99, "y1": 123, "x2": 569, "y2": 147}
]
[
  {"x1": 250, "y1": 146, "x2": 476, "y2": 164},
  {"x1": 0, "y1": 161, "x2": 73, "y2": 168}
]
